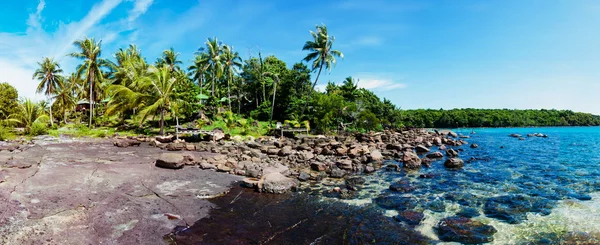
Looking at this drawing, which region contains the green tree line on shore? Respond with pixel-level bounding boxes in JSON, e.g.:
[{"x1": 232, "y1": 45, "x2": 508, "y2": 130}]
[
  {"x1": 0, "y1": 24, "x2": 401, "y2": 137},
  {"x1": 400, "y1": 109, "x2": 600, "y2": 128},
  {"x1": 1, "y1": 23, "x2": 599, "y2": 139}
]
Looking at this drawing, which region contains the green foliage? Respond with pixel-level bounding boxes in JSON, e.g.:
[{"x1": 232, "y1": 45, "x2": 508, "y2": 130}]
[
  {"x1": 0, "y1": 82, "x2": 19, "y2": 120},
  {"x1": 0, "y1": 126, "x2": 14, "y2": 141},
  {"x1": 357, "y1": 110, "x2": 381, "y2": 132},
  {"x1": 30, "y1": 122, "x2": 48, "y2": 136}
]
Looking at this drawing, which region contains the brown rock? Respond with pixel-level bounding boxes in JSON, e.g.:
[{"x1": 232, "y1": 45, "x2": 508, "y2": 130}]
[
  {"x1": 155, "y1": 153, "x2": 185, "y2": 169},
  {"x1": 402, "y1": 151, "x2": 422, "y2": 170}
]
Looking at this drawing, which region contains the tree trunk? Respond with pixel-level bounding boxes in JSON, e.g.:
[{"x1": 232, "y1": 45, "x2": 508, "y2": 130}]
[
  {"x1": 89, "y1": 70, "x2": 94, "y2": 128},
  {"x1": 227, "y1": 72, "x2": 232, "y2": 111},
  {"x1": 199, "y1": 74, "x2": 203, "y2": 105},
  {"x1": 48, "y1": 98, "x2": 54, "y2": 127},
  {"x1": 270, "y1": 78, "x2": 278, "y2": 123},
  {"x1": 237, "y1": 79, "x2": 242, "y2": 114},
  {"x1": 175, "y1": 115, "x2": 179, "y2": 140},
  {"x1": 159, "y1": 108, "x2": 165, "y2": 136},
  {"x1": 301, "y1": 65, "x2": 324, "y2": 118}
]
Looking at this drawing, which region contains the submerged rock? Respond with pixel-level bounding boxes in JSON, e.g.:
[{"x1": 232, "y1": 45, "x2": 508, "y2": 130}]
[
  {"x1": 483, "y1": 194, "x2": 554, "y2": 224},
  {"x1": 436, "y1": 216, "x2": 497, "y2": 244},
  {"x1": 345, "y1": 176, "x2": 366, "y2": 191},
  {"x1": 394, "y1": 210, "x2": 425, "y2": 226},
  {"x1": 457, "y1": 207, "x2": 481, "y2": 218},
  {"x1": 389, "y1": 179, "x2": 415, "y2": 193},
  {"x1": 169, "y1": 186, "x2": 432, "y2": 244},
  {"x1": 374, "y1": 193, "x2": 418, "y2": 211}
]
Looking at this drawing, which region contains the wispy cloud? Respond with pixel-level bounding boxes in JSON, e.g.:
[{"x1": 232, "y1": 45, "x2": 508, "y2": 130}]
[
  {"x1": 354, "y1": 36, "x2": 382, "y2": 46},
  {"x1": 27, "y1": 0, "x2": 45, "y2": 30},
  {"x1": 0, "y1": 0, "x2": 150, "y2": 101},
  {"x1": 354, "y1": 73, "x2": 406, "y2": 90},
  {"x1": 127, "y1": 0, "x2": 154, "y2": 23},
  {"x1": 53, "y1": 0, "x2": 123, "y2": 58}
]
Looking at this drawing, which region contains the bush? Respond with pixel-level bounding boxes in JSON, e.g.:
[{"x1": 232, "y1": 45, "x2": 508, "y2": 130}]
[
  {"x1": 30, "y1": 122, "x2": 48, "y2": 136},
  {"x1": 0, "y1": 126, "x2": 14, "y2": 141}
]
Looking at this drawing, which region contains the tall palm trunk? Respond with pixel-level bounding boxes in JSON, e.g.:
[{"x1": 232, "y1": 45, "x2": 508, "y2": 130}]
[
  {"x1": 89, "y1": 70, "x2": 94, "y2": 128},
  {"x1": 48, "y1": 97, "x2": 54, "y2": 127},
  {"x1": 199, "y1": 74, "x2": 203, "y2": 105},
  {"x1": 237, "y1": 79, "x2": 242, "y2": 114},
  {"x1": 301, "y1": 65, "x2": 324, "y2": 117},
  {"x1": 270, "y1": 80, "x2": 277, "y2": 123},
  {"x1": 227, "y1": 72, "x2": 232, "y2": 111},
  {"x1": 159, "y1": 108, "x2": 165, "y2": 136}
]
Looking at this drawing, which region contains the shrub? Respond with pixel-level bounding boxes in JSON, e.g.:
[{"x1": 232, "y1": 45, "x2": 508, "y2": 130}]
[
  {"x1": 0, "y1": 126, "x2": 14, "y2": 141},
  {"x1": 30, "y1": 122, "x2": 48, "y2": 136}
]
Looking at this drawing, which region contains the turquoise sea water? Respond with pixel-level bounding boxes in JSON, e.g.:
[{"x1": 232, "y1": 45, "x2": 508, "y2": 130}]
[
  {"x1": 346, "y1": 127, "x2": 600, "y2": 244},
  {"x1": 174, "y1": 127, "x2": 600, "y2": 244}
]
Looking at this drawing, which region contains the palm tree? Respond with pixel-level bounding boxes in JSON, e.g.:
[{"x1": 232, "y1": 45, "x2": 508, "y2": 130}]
[
  {"x1": 263, "y1": 72, "x2": 280, "y2": 124},
  {"x1": 198, "y1": 37, "x2": 223, "y2": 98},
  {"x1": 222, "y1": 45, "x2": 242, "y2": 111},
  {"x1": 33, "y1": 57, "x2": 63, "y2": 127},
  {"x1": 53, "y1": 74, "x2": 78, "y2": 124},
  {"x1": 13, "y1": 99, "x2": 49, "y2": 134},
  {"x1": 105, "y1": 46, "x2": 150, "y2": 122},
  {"x1": 69, "y1": 37, "x2": 110, "y2": 128},
  {"x1": 301, "y1": 24, "x2": 344, "y2": 116},
  {"x1": 188, "y1": 52, "x2": 210, "y2": 105},
  {"x1": 157, "y1": 48, "x2": 182, "y2": 72},
  {"x1": 138, "y1": 65, "x2": 180, "y2": 135}
]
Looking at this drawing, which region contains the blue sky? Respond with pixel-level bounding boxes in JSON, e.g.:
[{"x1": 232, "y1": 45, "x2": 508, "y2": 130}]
[{"x1": 1, "y1": 0, "x2": 600, "y2": 113}]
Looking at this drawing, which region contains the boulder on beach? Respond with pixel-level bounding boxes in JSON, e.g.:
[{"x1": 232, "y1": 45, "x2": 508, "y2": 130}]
[
  {"x1": 444, "y1": 158, "x2": 464, "y2": 169},
  {"x1": 415, "y1": 145, "x2": 430, "y2": 153},
  {"x1": 258, "y1": 172, "x2": 295, "y2": 194},
  {"x1": 155, "y1": 153, "x2": 186, "y2": 169},
  {"x1": 369, "y1": 150, "x2": 383, "y2": 162},
  {"x1": 446, "y1": 148, "x2": 459, "y2": 157},
  {"x1": 402, "y1": 151, "x2": 421, "y2": 169},
  {"x1": 113, "y1": 140, "x2": 141, "y2": 148},
  {"x1": 470, "y1": 143, "x2": 478, "y2": 148},
  {"x1": 426, "y1": 152, "x2": 443, "y2": 159}
]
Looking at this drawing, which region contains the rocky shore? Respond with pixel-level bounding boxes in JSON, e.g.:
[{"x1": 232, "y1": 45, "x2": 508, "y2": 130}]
[
  {"x1": 115, "y1": 128, "x2": 470, "y2": 194},
  {"x1": 0, "y1": 128, "x2": 472, "y2": 244}
]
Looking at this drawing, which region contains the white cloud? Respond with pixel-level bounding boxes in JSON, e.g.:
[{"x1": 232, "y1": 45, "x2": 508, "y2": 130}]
[
  {"x1": 127, "y1": 0, "x2": 154, "y2": 23},
  {"x1": 0, "y1": 0, "x2": 155, "y2": 101},
  {"x1": 53, "y1": 0, "x2": 123, "y2": 58},
  {"x1": 353, "y1": 73, "x2": 406, "y2": 90},
  {"x1": 354, "y1": 36, "x2": 382, "y2": 46},
  {"x1": 27, "y1": 0, "x2": 46, "y2": 30},
  {"x1": 357, "y1": 78, "x2": 406, "y2": 90}
]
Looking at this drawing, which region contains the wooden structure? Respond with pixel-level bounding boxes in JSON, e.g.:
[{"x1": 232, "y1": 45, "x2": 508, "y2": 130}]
[
  {"x1": 175, "y1": 126, "x2": 220, "y2": 142},
  {"x1": 276, "y1": 122, "x2": 308, "y2": 137}
]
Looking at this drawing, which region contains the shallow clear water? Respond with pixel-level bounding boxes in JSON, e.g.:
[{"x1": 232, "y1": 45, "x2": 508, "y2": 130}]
[
  {"x1": 308, "y1": 127, "x2": 600, "y2": 244},
  {"x1": 175, "y1": 127, "x2": 600, "y2": 244}
]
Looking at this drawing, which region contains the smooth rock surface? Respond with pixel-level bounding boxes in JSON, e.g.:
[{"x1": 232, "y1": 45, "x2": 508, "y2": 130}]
[{"x1": 0, "y1": 139, "x2": 240, "y2": 245}]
